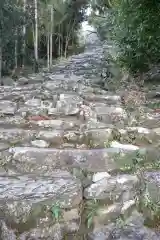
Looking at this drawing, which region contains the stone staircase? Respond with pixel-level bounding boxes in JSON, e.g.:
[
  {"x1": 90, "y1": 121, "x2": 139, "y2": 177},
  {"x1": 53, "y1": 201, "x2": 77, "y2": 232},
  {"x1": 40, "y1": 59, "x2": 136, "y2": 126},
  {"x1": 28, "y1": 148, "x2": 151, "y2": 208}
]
[{"x1": 0, "y1": 46, "x2": 160, "y2": 239}]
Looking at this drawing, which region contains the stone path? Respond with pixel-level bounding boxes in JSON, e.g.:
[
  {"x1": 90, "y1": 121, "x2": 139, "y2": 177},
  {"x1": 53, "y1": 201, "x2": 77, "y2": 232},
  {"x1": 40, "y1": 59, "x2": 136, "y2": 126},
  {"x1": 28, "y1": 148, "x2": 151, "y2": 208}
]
[{"x1": 0, "y1": 46, "x2": 160, "y2": 239}]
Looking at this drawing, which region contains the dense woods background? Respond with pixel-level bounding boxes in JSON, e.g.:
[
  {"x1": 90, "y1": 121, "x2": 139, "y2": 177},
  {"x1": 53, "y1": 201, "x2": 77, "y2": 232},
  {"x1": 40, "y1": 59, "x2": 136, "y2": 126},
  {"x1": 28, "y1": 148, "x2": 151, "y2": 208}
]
[
  {"x1": 89, "y1": 0, "x2": 160, "y2": 80},
  {"x1": 1, "y1": 0, "x2": 160, "y2": 84},
  {"x1": 0, "y1": 0, "x2": 88, "y2": 81}
]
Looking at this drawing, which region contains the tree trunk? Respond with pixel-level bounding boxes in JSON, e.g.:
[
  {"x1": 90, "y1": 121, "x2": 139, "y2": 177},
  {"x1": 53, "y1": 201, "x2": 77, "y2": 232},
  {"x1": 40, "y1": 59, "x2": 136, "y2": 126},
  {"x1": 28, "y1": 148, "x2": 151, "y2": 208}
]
[
  {"x1": 14, "y1": 29, "x2": 18, "y2": 69},
  {"x1": 64, "y1": 33, "x2": 70, "y2": 58},
  {"x1": 34, "y1": 0, "x2": 39, "y2": 73},
  {"x1": 50, "y1": 5, "x2": 53, "y2": 68},
  {"x1": 22, "y1": 0, "x2": 26, "y2": 68},
  {"x1": 61, "y1": 24, "x2": 63, "y2": 57},
  {"x1": 58, "y1": 25, "x2": 61, "y2": 57},
  {"x1": 64, "y1": 21, "x2": 74, "y2": 58},
  {"x1": 0, "y1": 40, "x2": 3, "y2": 86},
  {"x1": 47, "y1": 32, "x2": 50, "y2": 69}
]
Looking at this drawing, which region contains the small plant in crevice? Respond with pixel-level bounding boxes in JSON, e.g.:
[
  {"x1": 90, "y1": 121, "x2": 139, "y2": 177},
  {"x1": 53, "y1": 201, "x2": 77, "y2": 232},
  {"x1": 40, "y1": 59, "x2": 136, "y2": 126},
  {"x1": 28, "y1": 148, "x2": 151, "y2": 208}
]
[
  {"x1": 139, "y1": 188, "x2": 160, "y2": 219},
  {"x1": 145, "y1": 160, "x2": 160, "y2": 170},
  {"x1": 146, "y1": 101, "x2": 160, "y2": 110},
  {"x1": 115, "y1": 216, "x2": 125, "y2": 228},
  {"x1": 104, "y1": 140, "x2": 111, "y2": 148},
  {"x1": 51, "y1": 202, "x2": 62, "y2": 222},
  {"x1": 136, "y1": 187, "x2": 160, "y2": 229},
  {"x1": 132, "y1": 150, "x2": 145, "y2": 166},
  {"x1": 85, "y1": 199, "x2": 100, "y2": 228},
  {"x1": 114, "y1": 149, "x2": 146, "y2": 173}
]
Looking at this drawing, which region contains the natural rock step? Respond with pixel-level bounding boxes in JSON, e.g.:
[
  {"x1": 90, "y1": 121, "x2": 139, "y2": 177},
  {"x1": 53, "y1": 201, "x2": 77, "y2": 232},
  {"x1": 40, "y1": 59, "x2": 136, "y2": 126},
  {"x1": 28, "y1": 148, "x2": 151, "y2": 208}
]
[
  {"x1": 88, "y1": 210, "x2": 160, "y2": 240},
  {"x1": 0, "y1": 115, "x2": 27, "y2": 127},
  {"x1": 0, "y1": 220, "x2": 74, "y2": 239},
  {"x1": 138, "y1": 170, "x2": 160, "y2": 221},
  {"x1": 94, "y1": 106, "x2": 127, "y2": 124},
  {"x1": 83, "y1": 126, "x2": 160, "y2": 148},
  {"x1": 1, "y1": 42, "x2": 160, "y2": 238},
  {"x1": 0, "y1": 125, "x2": 158, "y2": 150},
  {"x1": 82, "y1": 93, "x2": 121, "y2": 104},
  {"x1": 0, "y1": 89, "x2": 42, "y2": 101},
  {"x1": 28, "y1": 118, "x2": 83, "y2": 130},
  {"x1": 0, "y1": 128, "x2": 36, "y2": 143},
  {"x1": 0, "y1": 100, "x2": 17, "y2": 115},
  {"x1": 5, "y1": 146, "x2": 158, "y2": 175},
  {"x1": 0, "y1": 171, "x2": 82, "y2": 225},
  {"x1": 91, "y1": 200, "x2": 136, "y2": 227},
  {"x1": 84, "y1": 174, "x2": 139, "y2": 201}
]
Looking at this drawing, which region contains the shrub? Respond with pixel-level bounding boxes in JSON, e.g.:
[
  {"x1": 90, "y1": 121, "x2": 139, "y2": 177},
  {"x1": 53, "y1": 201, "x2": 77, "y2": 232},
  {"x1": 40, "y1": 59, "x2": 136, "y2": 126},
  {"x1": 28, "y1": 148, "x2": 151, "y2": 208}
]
[
  {"x1": 90, "y1": 0, "x2": 160, "y2": 75},
  {"x1": 110, "y1": 0, "x2": 160, "y2": 74}
]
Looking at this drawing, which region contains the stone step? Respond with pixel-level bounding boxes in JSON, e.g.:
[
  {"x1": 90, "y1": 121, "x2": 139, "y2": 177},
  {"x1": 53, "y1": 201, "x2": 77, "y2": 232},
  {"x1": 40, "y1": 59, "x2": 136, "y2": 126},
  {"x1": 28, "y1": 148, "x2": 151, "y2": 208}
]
[
  {"x1": 138, "y1": 170, "x2": 160, "y2": 221},
  {"x1": 1, "y1": 41, "x2": 160, "y2": 239},
  {"x1": 84, "y1": 174, "x2": 139, "y2": 201},
  {"x1": 82, "y1": 92, "x2": 121, "y2": 104},
  {"x1": 83, "y1": 126, "x2": 160, "y2": 148},
  {"x1": 88, "y1": 210, "x2": 160, "y2": 240},
  {"x1": 5, "y1": 146, "x2": 158, "y2": 175},
  {"x1": 0, "y1": 171, "x2": 82, "y2": 225},
  {"x1": 0, "y1": 128, "x2": 36, "y2": 143},
  {"x1": 0, "y1": 125, "x2": 159, "y2": 149}
]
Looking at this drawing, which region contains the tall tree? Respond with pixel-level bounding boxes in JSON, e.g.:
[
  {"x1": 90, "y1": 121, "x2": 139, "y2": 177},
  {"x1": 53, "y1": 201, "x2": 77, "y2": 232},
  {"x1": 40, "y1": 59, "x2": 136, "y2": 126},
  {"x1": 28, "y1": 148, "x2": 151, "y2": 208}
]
[
  {"x1": 0, "y1": 0, "x2": 88, "y2": 78},
  {"x1": 0, "y1": 0, "x2": 23, "y2": 84}
]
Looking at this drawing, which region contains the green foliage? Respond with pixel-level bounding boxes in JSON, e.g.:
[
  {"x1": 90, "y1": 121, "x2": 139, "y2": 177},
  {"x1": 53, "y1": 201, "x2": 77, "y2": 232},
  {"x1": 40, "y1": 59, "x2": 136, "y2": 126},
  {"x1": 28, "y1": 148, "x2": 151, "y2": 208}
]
[
  {"x1": 85, "y1": 199, "x2": 99, "y2": 228},
  {"x1": 138, "y1": 187, "x2": 160, "y2": 220},
  {"x1": 51, "y1": 202, "x2": 62, "y2": 221},
  {"x1": 91, "y1": 0, "x2": 160, "y2": 75},
  {"x1": 0, "y1": 0, "x2": 23, "y2": 45},
  {"x1": 0, "y1": 0, "x2": 25, "y2": 74},
  {"x1": 0, "y1": 0, "x2": 88, "y2": 76},
  {"x1": 111, "y1": 0, "x2": 160, "y2": 74}
]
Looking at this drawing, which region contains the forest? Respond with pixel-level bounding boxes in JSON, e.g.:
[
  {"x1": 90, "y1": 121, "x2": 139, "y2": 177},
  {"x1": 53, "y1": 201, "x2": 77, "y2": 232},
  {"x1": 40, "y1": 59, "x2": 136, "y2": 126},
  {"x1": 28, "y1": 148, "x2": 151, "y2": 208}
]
[
  {"x1": 89, "y1": 0, "x2": 160, "y2": 81},
  {"x1": 1, "y1": 0, "x2": 160, "y2": 84},
  {"x1": 0, "y1": 0, "x2": 88, "y2": 81}
]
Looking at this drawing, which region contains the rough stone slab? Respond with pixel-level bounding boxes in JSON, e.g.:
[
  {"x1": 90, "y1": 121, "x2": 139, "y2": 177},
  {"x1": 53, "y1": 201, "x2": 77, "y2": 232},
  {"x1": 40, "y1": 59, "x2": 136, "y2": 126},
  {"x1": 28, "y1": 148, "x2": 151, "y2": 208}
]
[
  {"x1": 0, "y1": 101, "x2": 17, "y2": 115},
  {"x1": 8, "y1": 147, "x2": 126, "y2": 174},
  {"x1": 36, "y1": 130, "x2": 64, "y2": 145},
  {"x1": 0, "y1": 173, "x2": 82, "y2": 224},
  {"x1": 59, "y1": 93, "x2": 83, "y2": 103},
  {"x1": 110, "y1": 141, "x2": 139, "y2": 150},
  {"x1": 88, "y1": 211, "x2": 160, "y2": 240},
  {"x1": 56, "y1": 100, "x2": 80, "y2": 115},
  {"x1": 82, "y1": 93, "x2": 121, "y2": 104},
  {"x1": 29, "y1": 119, "x2": 80, "y2": 130},
  {"x1": 93, "y1": 203, "x2": 122, "y2": 226},
  {"x1": 84, "y1": 174, "x2": 139, "y2": 201},
  {"x1": 0, "y1": 142, "x2": 10, "y2": 151},
  {"x1": 94, "y1": 106, "x2": 127, "y2": 123},
  {"x1": 31, "y1": 139, "x2": 49, "y2": 148},
  {"x1": 8, "y1": 146, "x2": 150, "y2": 174},
  {"x1": 24, "y1": 98, "x2": 42, "y2": 107},
  {"x1": 0, "y1": 220, "x2": 64, "y2": 240},
  {"x1": 80, "y1": 120, "x2": 112, "y2": 131},
  {"x1": 18, "y1": 105, "x2": 48, "y2": 116},
  {"x1": 0, "y1": 128, "x2": 36, "y2": 143},
  {"x1": 140, "y1": 171, "x2": 160, "y2": 205},
  {"x1": 0, "y1": 115, "x2": 26, "y2": 127},
  {"x1": 84, "y1": 128, "x2": 113, "y2": 147}
]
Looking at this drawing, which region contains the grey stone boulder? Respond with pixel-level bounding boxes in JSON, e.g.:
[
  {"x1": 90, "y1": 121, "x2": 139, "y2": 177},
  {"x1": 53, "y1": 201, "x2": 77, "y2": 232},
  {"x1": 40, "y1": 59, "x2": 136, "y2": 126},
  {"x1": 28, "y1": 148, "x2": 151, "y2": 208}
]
[
  {"x1": 0, "y1": 100, "x2": 17, "y2": 115},
  {"x1": 0, "y1": 220, "x2": 64, "y2": 240},
  {"x1": 88, "y1": 211, "x2": 160, "y2": 240},
  {"x1": 84, "y1": 174, "x2": 139, "y2": 202},
  {"x1": 138, "y1": 171, "x2": 160, "y2": 220}
]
